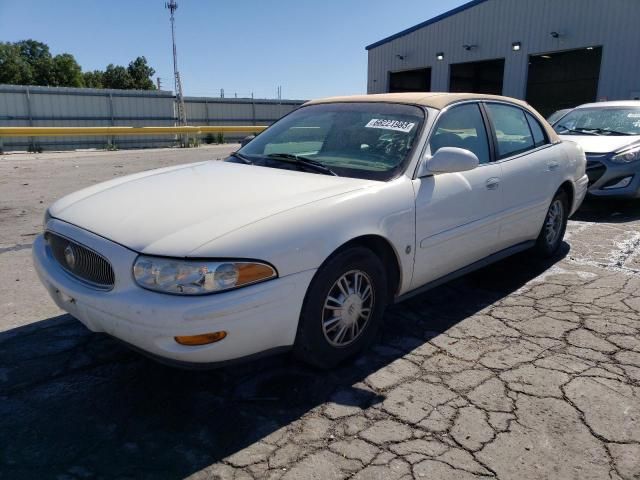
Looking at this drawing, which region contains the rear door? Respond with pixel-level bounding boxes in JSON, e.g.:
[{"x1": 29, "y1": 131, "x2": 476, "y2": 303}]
[
  {"x1": 483, "y1": 102, "x2": 558, "y2": 248},
  {"x1": 411, "y1": 102, "x2": 504, "y2": 288}
]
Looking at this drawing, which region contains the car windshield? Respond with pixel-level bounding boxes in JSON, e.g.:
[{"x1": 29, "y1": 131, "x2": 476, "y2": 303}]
[
  {"x1": 232, "y1": 102, "x2": 426, "y2": 181},
  {"x1": 553, "y1": 107, "x2": 640, "y2": 136}
]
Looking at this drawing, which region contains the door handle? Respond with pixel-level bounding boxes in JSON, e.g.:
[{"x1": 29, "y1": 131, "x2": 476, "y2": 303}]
[{"x1": 486, "y1": 177, "x2": 500, "y2": 190}]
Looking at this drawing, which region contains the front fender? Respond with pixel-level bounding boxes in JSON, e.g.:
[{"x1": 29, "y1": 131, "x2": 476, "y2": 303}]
[{"x1": 190, "y1": 177, "x2": 417, "y2": 294}]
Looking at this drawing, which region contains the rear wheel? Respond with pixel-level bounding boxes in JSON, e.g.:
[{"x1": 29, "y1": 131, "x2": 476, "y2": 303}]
[
  {"x1": 534, "y1": 190, "x2": 569, "y2": 257},
  {"x1": 293, "y1": 247, "x2": 388, "y2": 369}
]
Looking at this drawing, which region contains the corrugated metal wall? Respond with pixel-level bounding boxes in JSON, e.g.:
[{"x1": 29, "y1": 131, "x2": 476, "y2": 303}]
[
  {"x1": 184, "y1": 97, "x2": 304, "y2": 126},
  {"x1": 367, "y1": 0, "x2": 640, "y2": 101},
  {"x1": 0, "y1": 85, "x2": 304, "y2": 151}
]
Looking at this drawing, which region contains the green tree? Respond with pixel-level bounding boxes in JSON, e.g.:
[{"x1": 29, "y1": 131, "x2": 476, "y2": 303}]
[
  {"x1": 15, "y1": 39, "x2": 53, "y2": 85},
  {"x1": 127, "y1": 56, "x2": 156, "y2": 90},
  {"x1": 51, "y1": 53, "x2": 84, "y2": 87},
  {"x1": 83, "y1": 70, "x2": 104, "y2": 89},
  {"x1": 102, "y1": 64, "x2": 134, "y2": 89},
  {"x1": 0, "y1": 39, "x2": 157, "y2": 91},
  {"x1": 0, "y1": 42, "x2": 33, "y2": 84}
]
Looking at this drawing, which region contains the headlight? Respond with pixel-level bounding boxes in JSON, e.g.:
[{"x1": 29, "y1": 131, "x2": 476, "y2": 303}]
[
  {"x1": 43, "y1": 209, "x2": 52, "y2": 230},
  {"x1": 133, "y1": 256, "x2": 277, "y2": 295},
  {"x1": 611, "y1": 145, "x2": 640, "y2": 164}
]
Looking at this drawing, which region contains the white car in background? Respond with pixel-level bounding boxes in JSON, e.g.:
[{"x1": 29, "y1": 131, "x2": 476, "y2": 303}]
[
  {"x1": 33, "y1": 93, "x2": 588, "y2": 369},
  {"x1": 552, "y1": 100, "x2": 640, "y2": 198}
]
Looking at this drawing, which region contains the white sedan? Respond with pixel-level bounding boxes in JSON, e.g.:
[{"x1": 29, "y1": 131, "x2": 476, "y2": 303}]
[{"x1": 33, "y1": 93, "x2": 588, "y2": 369}]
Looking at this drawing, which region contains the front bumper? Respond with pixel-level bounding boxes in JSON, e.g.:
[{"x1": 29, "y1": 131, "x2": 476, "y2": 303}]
[
  {"x1": 586, "y1": 155, "x2": 640, "y2": 199},
  {"x1": 33, "y1": 220, "x2": 316, "y2": 366}
]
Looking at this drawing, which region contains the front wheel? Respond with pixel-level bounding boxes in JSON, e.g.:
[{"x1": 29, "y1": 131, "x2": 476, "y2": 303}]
[
  {"x1": 534, "y1": 190, "x2": 569, "y2": 257},
  {"x1": 293, "y1": 247, "x2": 388, "y2": 369}
]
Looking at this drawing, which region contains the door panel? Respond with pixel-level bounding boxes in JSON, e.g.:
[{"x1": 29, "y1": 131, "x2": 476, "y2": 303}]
[
  {"x1": 497, "y1": 149, "x2": 557, "y2": 247},
  {"x1": 412, "y1": 164, "x2": 503, "y2": 288}
]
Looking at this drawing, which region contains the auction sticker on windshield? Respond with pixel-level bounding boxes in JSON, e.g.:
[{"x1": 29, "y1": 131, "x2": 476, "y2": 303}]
[{"x1": 365, "y1": 119, "x2": 416, "y2": 133}]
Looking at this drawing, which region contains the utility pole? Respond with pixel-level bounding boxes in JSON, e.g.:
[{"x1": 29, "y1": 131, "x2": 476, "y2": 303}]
[
  {"x1": 277, "y1": 86, "x2": 282, "y2": 117},
  {"x1": 156, "y1": 77, "x2": 163, "y2": 90},
  {"x1": 166, "y1": 0, "x2": 187, "y2": 127}
]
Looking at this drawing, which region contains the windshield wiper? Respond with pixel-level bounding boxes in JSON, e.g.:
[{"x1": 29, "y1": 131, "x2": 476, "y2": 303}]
[
  {"x1": 266, "y1": 153, "x2": 338, "y2": 176},
  {"x1": 229, "y1": 151, "x2": 254, "y2": 164},
  {"x1": 555, "y1": 125, "x2": 599, "y2": 136},
  {"x1": 590, "y1": 128, "x2": 633, "y2": 136}
]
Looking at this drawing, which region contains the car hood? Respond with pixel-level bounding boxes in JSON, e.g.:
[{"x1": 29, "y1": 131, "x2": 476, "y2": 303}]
[
  {"x1": 559, "y1": 135, "x2": 640, "y2": 154},
  {"x1": 50, "y1": 161, "x2": 375, "y2": 256}
]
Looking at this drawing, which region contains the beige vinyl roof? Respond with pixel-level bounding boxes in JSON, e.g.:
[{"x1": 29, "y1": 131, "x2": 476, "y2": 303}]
[{"x1": 305, "y1": 92, "x2": 559, "y2": 143}]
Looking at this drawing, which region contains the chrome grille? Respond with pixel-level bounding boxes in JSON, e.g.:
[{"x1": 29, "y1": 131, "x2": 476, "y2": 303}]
[{"x1": 45, "y1": 232, "x2": 115, "y2": 289}]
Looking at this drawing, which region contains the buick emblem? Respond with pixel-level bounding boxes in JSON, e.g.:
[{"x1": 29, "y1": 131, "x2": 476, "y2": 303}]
[{"x1": 64, "y1": 244, "x2": 76, "y2": 269}]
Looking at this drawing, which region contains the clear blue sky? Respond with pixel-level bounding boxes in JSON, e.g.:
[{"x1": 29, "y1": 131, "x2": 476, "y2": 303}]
[{"x1": 0, "y1": 0, "x2": 467, "y2": 100}]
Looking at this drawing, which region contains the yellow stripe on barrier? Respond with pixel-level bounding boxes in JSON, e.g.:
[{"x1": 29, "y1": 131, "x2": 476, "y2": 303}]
[{"x1": 0, "y1": 125, "x2": 268, "y2": 137}]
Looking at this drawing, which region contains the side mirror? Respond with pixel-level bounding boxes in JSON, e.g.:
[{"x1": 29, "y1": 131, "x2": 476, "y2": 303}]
[
  {"x1": 240, "y1": 135, "x2": 256, "y2": 147},
  {"x1": 417, "y1": 147, "x2": 479, "y2": 177}
]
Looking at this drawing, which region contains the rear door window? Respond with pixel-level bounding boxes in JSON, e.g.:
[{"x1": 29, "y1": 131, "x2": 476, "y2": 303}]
[
  {"x1": 525, "y1": 112, "x2": 548, "y2": 147},
  {"x1": 486, "y1": 104, "x2": 535, "y2": 158}
]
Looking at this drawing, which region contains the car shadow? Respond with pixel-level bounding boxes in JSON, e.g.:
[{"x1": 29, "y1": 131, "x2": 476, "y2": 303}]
[
  {"x1": 0, "y1": 245, "x2": 568, "y2": 479},
  {"x1": 572, "y1": 196, "x2": 640, "y2": 223}
]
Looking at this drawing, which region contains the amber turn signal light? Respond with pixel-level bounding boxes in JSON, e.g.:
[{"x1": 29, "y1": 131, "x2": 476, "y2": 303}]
[
  {"x1": 237, "y1": 263, "x2": 276, "y2": 286},
  {"x1": 174, "y1": 331, "x2": 227, "y2": 346}
]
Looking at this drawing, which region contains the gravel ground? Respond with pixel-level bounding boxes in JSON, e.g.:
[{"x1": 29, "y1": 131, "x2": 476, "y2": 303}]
[{"x1": 0, "y1": 148, "x2": 639, "y2": 480}]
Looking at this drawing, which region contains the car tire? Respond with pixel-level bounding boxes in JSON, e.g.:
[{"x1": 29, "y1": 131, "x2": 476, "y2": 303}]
[
  {"x1": 534, "y1": 189, "x2": 569, "y2": 257},
  {"x1": 293, "y1": 246, "x2": 388, "y2": 369}
]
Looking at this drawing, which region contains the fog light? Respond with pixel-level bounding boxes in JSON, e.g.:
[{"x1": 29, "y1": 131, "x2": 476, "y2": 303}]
[
  {"x1": 603, "y1": 176, "x2": 633, "y2": 190},
  {"x1": 175, "y1": 331, "x2": 227, "y2": 346}
]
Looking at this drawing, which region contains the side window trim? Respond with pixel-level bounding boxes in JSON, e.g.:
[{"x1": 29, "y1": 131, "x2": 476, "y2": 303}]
[
  {"x1": 493, "y1": 142, "x2": 554, "y2": 163},
  {"x1": 524, "y1": 112, "x2": 549, "y2": 147},
  {"x1": 523, "y1": 113, "x2": 537, "y2": 147},
  {"x1": 478, "y1": 102, "x2": 498, "y2": 163}
]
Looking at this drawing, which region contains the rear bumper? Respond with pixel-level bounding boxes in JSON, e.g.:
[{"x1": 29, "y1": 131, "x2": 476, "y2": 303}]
[
  {"x1": 32, "y1": 220, "x2": 315, "y2": 366},
  {"x1": 571, "y1": 174, "x2": 590, "y2": 216}
]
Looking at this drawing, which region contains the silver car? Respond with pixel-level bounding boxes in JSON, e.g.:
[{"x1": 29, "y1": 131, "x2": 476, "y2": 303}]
[{"x1": 553, "y1": 101, "x2": 640, "y2": 199}]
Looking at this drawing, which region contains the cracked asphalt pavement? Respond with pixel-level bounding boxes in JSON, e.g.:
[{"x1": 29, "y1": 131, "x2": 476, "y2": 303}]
[{"x1": 1, "y1": 148, "x2": 639, "y2": 480}]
